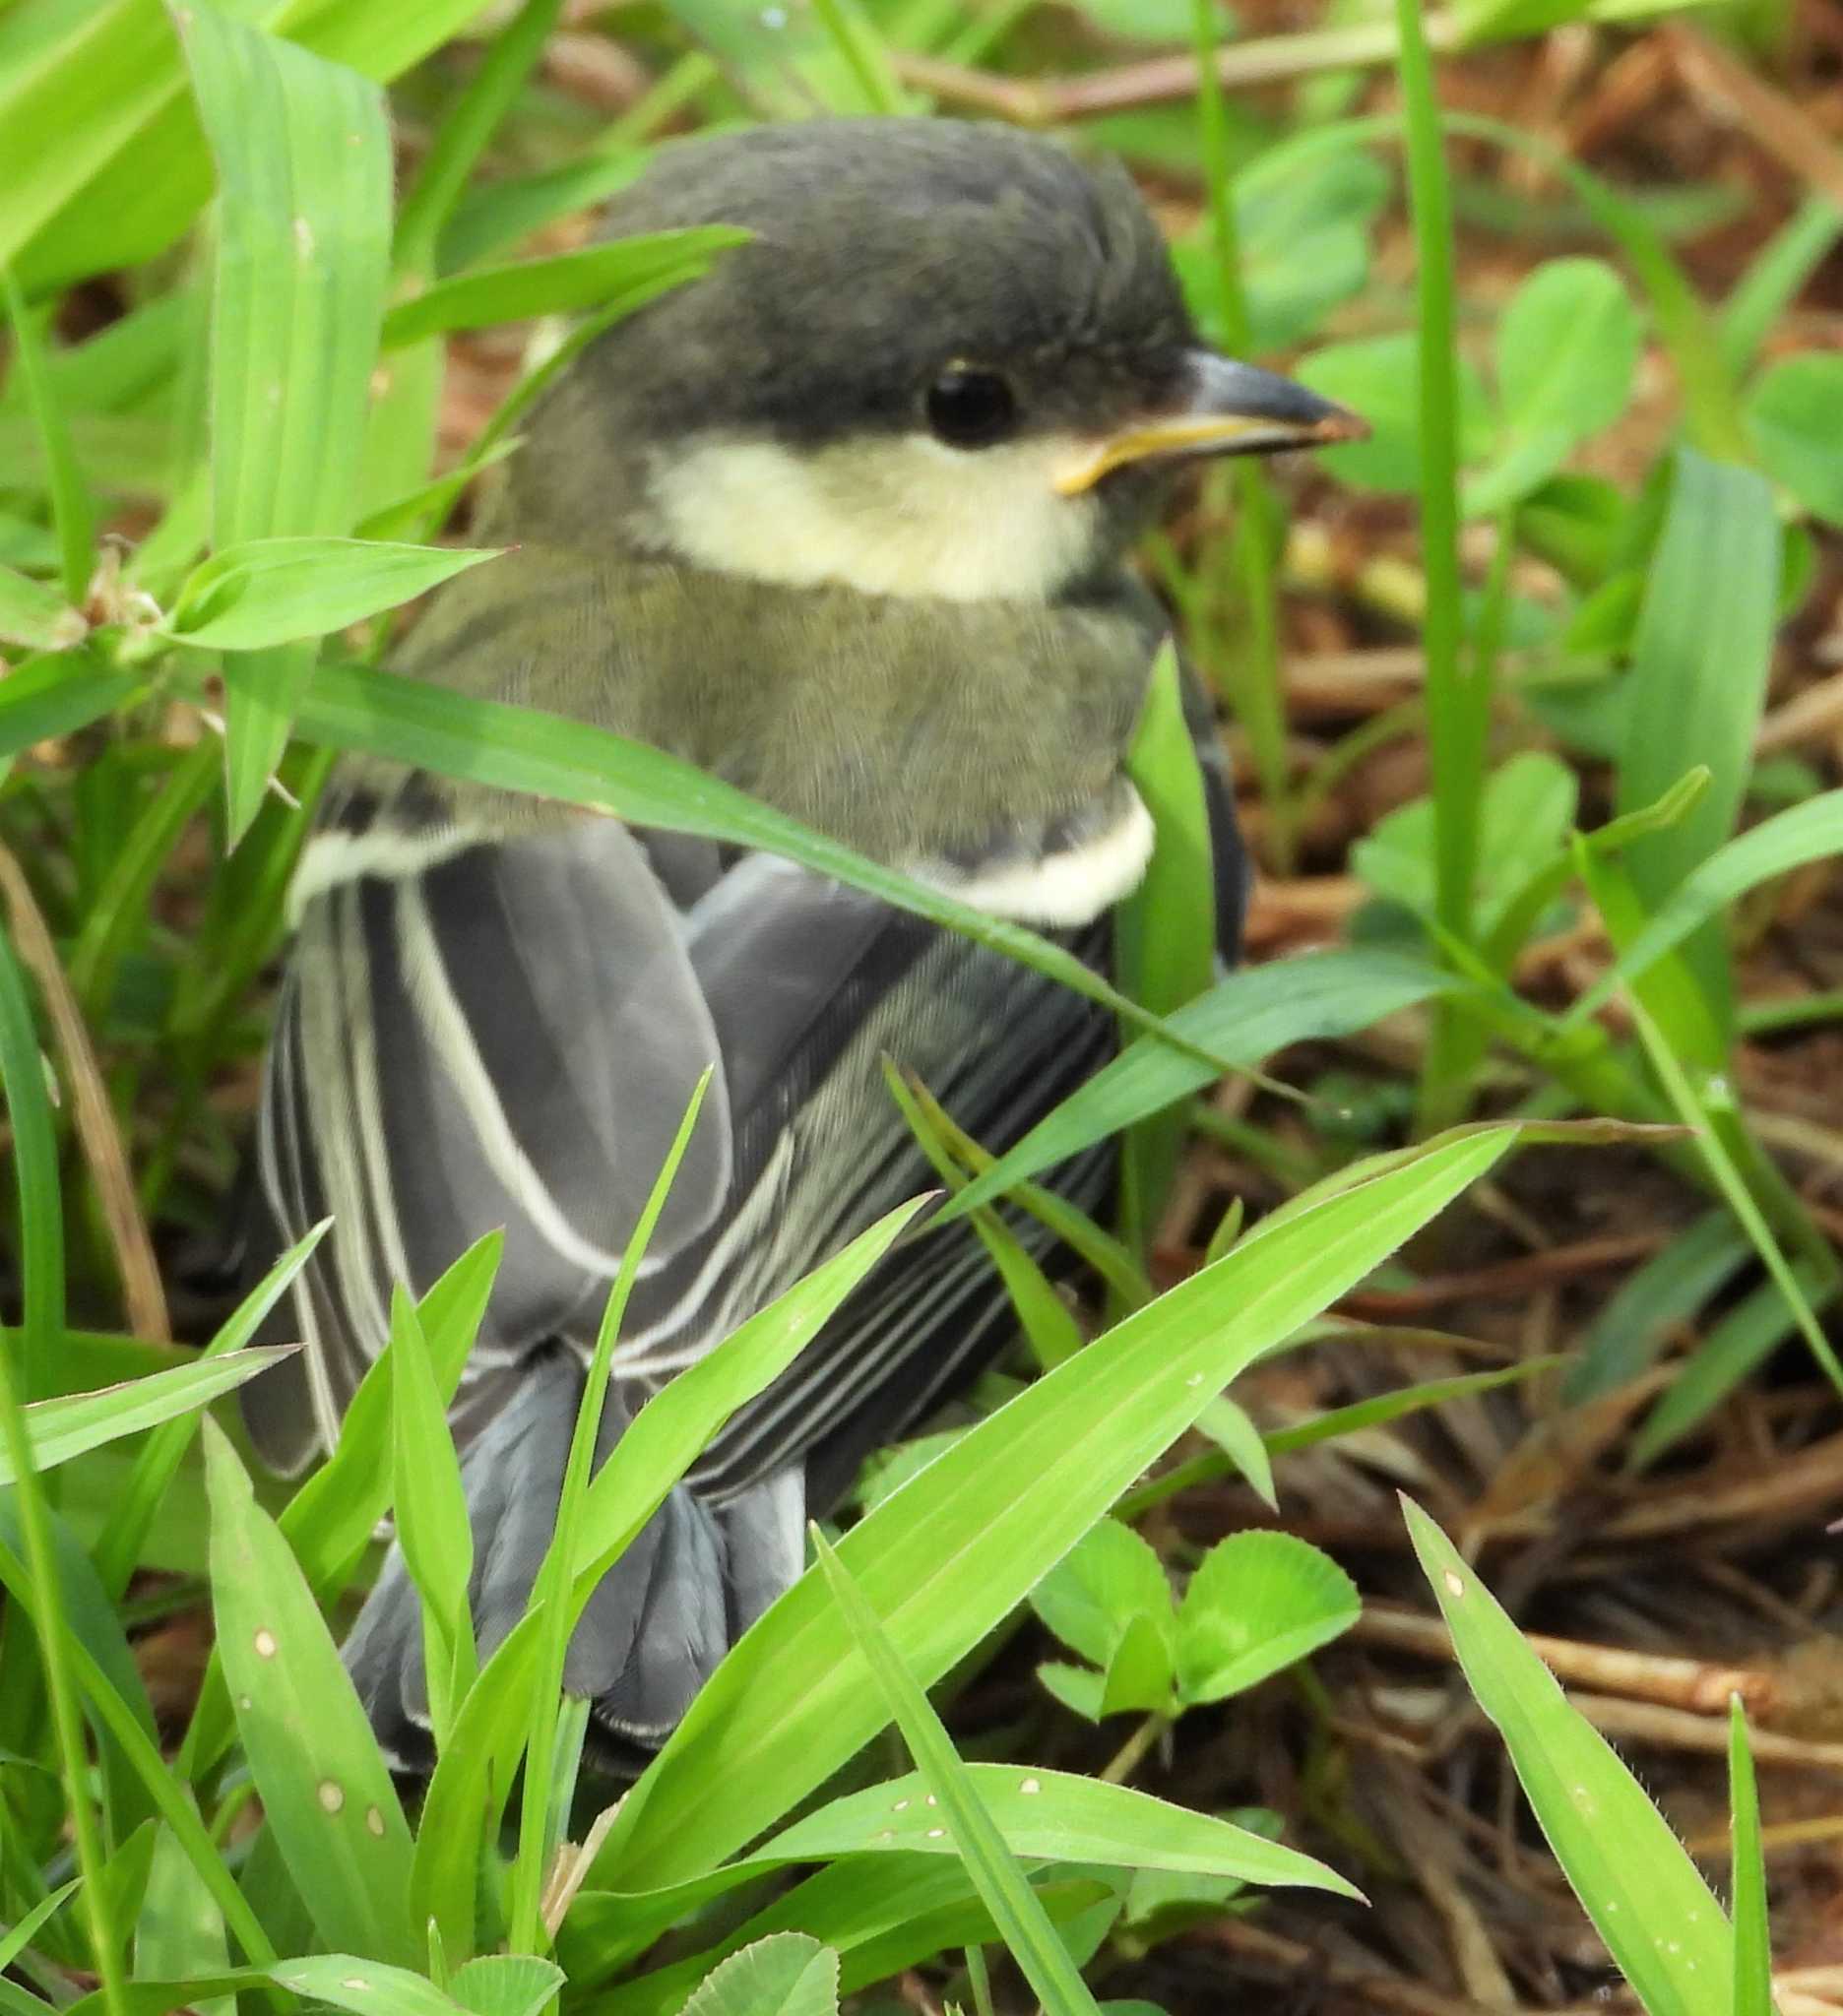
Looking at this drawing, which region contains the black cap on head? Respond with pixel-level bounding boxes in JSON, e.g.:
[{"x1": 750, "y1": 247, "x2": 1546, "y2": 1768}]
[{"x1": 572, "y1": 118, "x2": 1196, "y2": 447}]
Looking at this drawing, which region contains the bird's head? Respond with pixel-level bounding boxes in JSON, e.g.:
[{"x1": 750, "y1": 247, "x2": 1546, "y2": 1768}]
[{"x1": 506, "y1": 118, "x2": 1364, "y2": 603}]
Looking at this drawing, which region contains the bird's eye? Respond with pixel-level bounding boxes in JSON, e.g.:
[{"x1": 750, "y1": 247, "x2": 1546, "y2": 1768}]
[{"x1": 925, "y1": 365, "x2": 1018, "y2": 449}]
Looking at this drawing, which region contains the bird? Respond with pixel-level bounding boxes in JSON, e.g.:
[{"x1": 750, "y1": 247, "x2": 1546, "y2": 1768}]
[{"x1": 239, "y1": 116, "x2": 1362, "y2": 1771}]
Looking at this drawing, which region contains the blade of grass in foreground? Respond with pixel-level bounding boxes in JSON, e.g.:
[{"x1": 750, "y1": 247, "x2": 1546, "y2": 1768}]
[
  {"x1": 1615, "y1": 448, "x2": 1781, "y2": 1039},
  {"x1": 1404, "y1": 1495, "x2": 1731, "y2": 2016},
  {"x1": 593, "y1": 1125, "x2": 1515, "y2": 1888},
  {"x1": 93, "y1": 1220, "x2": 331, "y2": 1599},
  {"x1": 509, "y1": 1075, "x2": 713, "y2": 1955},
  {"x1": 176, "y1": 1231, "x2": 504, "y2": 1786},
  {"x1": 1391, "y1": 0, "x2": 1481, "y2": 1133},
  {"x1": 0, "y1": 273, "x2": 93, "y2": 607},
  {"x1": 814, "y1": 1529, "x2": 1104, "y2": 2016},
  {"x1": 1116, "y1": 640, "x2": 1217, "y2": 1252},
  {"x1": 293, "y1": 659, "x2": 1256, "y2": 1081},
  {"x1": 203, "y1": 1418, "x2": 416, "y2": 1967},
  {"x1": 179, "y1": 2, "x2": 392, "y2": 841},
  {"x1": 0, "y1": 920, "x2": 125, "y2": 2015},
  {"x1": 411, "y1": 1196, "x2": 934, "y2": 1965},
  {"x1": 1729, "y1": 1700, "x2": 1774, "y2": 2016},
  {"x1": 0, "y1": 1346, "x2": 298, "y2": 1486}
]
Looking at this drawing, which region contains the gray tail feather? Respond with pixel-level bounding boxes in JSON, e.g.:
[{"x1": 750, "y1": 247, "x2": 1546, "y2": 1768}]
[{"x1": 343, "y1": 1349, "x2": 806, "y2": 1774}]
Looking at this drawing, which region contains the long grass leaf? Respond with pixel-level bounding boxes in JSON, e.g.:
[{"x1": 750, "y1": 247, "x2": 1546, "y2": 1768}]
[
  {"x1": 1, "y1": 271, "x2": 94, "y2": 604},
  {"x1": 1615, "y1": 448, "x2": 1781, "y2": 1035},
  {"x1": 1405, "y1": 1496, "x2": 1731, "y2": 2015},
  {"x1": 391, "y1": 0, "x2": 565, "y2": 280},
  {"x1": 292, "y1": 658, "x2": 1271, "y2": 1079},
  {"x1": 1567, "y1": 788, "x2": 1843, "y2": 1026},
  {"x1": 813, "y1": 1530, "x2": 1104, "y2": 2016},
  {"x1": 379, "y1": 228, "x2": 746, "y2": 347},
  {"x1": 509, "y1": 1075, "x2": 713, "y2": 1953},
  {"x1": 1116, "y1": 641, "x2": 1217, "y2": 1247},
  {"x1": 0, "y1": 914, "x2": 124, "y2": 2012},
  {"x1": 936, "y1": 951, "x2": 1457, "y2": 1225},
  {"x1": 178, "y1": 1, "x2": 392, "y2": 840},
  {"x1": 202, "y1": 1418, "x2": 415, "y2": 1964},
  {"x1": 1728, "y1": 1700, "x2": 1774, "y2": 2016},
  {"x1": 177, "y1": 1232, "x2": 503, "y2": 1784},
  {"x1": 0, "y1": 1530, "x2": 274, "y2": 1971},
  {"x1": 592, "y1": 1127, "x2": 1513, "y2": 1887},
  {"x1": 0, "y1": 1346, "x2": 297, "y2": 1486}
]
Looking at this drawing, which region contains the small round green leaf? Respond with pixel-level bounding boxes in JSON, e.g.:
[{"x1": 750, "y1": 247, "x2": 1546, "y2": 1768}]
[
  {"x1": 1747, "y1": 352, "x2": 1843, "y2": 528},
  {"x1": 1176, "y1": 1532, "x2": 1360, "y2": 1705}
]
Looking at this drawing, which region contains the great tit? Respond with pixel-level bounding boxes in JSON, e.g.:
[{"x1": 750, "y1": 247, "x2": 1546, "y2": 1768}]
[{"x1": 240, "y1": 117, "x2": 1361, "y2": 1769}]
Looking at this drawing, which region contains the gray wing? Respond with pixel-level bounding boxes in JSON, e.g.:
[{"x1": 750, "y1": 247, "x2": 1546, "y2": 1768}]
[{"x1": 244, "y1": 804, "x2": 1120, "y2": 1492}]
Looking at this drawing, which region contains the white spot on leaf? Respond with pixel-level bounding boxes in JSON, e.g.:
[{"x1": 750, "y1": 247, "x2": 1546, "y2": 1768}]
[
  {"x1": 254, "y1": 1628, "x2": 278, "y2": 1658},
  {"x1": 1442, "y1": 1569, "x2": 1463, "y2": 1598},
  {"x1": 318, "y1": 1780, "x2": 345, "y2": 1813},
  {"x1": 1021, "y1": 1777, "x2": 1042, "y2": 1796}
]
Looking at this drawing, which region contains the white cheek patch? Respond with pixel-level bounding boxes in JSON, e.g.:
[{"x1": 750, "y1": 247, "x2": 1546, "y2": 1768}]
[
  {"x1": 921, "y1": 788, "x2": 1156, "y2": 928},
  {"x1": 645, "y1": 430, "x2": 1103, "y2": 603}
]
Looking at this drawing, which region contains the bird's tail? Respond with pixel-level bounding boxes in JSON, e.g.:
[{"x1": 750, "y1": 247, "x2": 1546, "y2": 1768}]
[{"x1": 344, "y1": 1349, "x2": 806, "y2": 1772}]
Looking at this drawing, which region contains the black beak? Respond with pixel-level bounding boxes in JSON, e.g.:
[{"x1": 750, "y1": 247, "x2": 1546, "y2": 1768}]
[{"x1": 1054, "y1": 349, "x2": 1367, "y2": 494}]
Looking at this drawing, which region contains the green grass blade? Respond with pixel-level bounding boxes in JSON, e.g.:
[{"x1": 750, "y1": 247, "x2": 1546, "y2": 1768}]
[
  {"x1": 0, "y1": 1530, "x2": 274, "y2": 1971},
  {"x1": 809, "y1": 0, "x2": 909, "y2": 113},
  {"x1": 1123, "y1": 1358, "x2": 1560, "y2": 1518},
  {"x1": 1615, "y1": 449, "x2": 1781, "y2": 1035},
  {"x1": 1191, "y1": 0, "x2": 1292, "y2": 870},
  {"x1": 0, "y1": 913, "x2": 127, "y2": 2012},
  {"x1": 410, "y1": 1610, "x2": 545, "y2": 1967},
  {"x1": 202, "y1": 1418, "x2": 415, "y2": 1964},
  {"x1": 1391, "y1": 0, "x2": 1480, "y2": 1131},
  {"x1": 570, "y1": 1195, "x2": 931, "y2": 1597},
  {"x1": 936, "y1": 951, "x2": 1458, "y2": 1225},
  {"x1": 1622, "y1": 987, "x2": 1843, "y2": 1402},
  {"x1": 1728, "y1": 1699, "x2": 1775, "y2": 2016},
  {"x1": 592, "y1": 1126, "x2": 1514, "y2": 1887},
  {"x1": 1567, "y1": 788, "x2": 1843, "y2": 1027},
  {"x1": 1404, "y1": 1496, "x2": 1731, "y2": 2015},
  {"x1": 1116, "y1": 642, "x2": 1217, "y2": 1249},
  {"x1": 433, "y1": 1199, "x2": 931, "y2": 1945},
  {"x1": 0, "y1": 651, "x2": 138, "y2": 758},
  {"x1": 391, "y1": 0, "x2": 564, "y2": 280},
  {"x1": 379, "y1": 227, "x2": 747, "y2": 347},
  {"x1": 387, "y1": 1287, "x2": 476, "y2": 1748},
  {"x1": 1720, "y1": 195, "x2": 1842, "y2": 379},
  {"x1": 0, "y1": 559, "x2": 76, "y2": 651},
  {"x1": 1, "y1": 1346, "x2": 297, "y2": 1485},
  {"x1": 1563, "y1": 1211, "x2": 1750, "y2": 1405},
  {"x1": 291, "y1": 658, "x2": 1278, "y2": 1080},
  {"x1": 178, "y1": 0, "x2": 392, "y2": 840},
  {"x1": 1, "y1": 270, "x2": 94, "y2": 605},
  {"x1": 896, "y1": 1082, "x2": 1155, "y2": 1309},
  {"x1": 509, "y1": 1074, "x2": 713, "y2": 1954},
  {"x1": 763, "y1": 1763, "x2": 1356, "y2": 1896},
  {"x1": 136, "y1": 1826, "x2": 230, "y2": 2016},
  {"x1": 169, "y1": 536, "x2": 500, "y2": 650},
  {"x1": 67, "y1": 738, "x2": 221, "y2": 1020},
  {"x1": 177, "y1": 1232, "x2": 503, "y2": 1783},
  {"x1": 270, "y1": 1954, "x2": 477, "y2": 2016},
  {"x1": 0, "y1": 1878, "x2": 81, "y2": 1978},
  {"x1": 884, "y1": 1064, "x2": 1082, "y2": 1372},
  {"x1": 1628, "y1": 1266, "x2": 1827, "y2": 1469},
  {"x1": 813, "y1": 1529, "x2": 1105, "y2": 2016}
]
